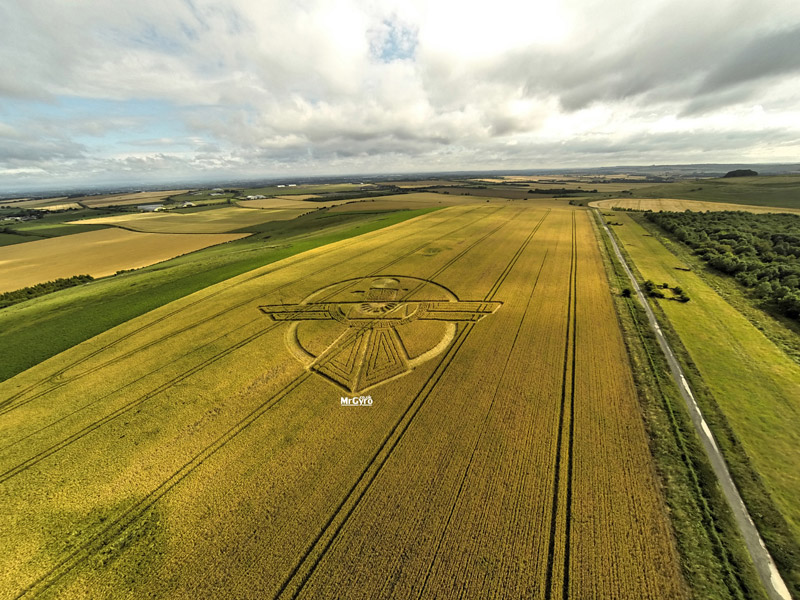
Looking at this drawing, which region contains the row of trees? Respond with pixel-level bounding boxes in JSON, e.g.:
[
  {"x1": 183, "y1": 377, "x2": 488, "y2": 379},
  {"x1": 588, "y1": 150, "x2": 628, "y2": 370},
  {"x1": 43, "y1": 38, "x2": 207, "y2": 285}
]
[
  {"x1": 645, "y1": 211, "x2": 800, "y2": 319},
  {"x1": 0, "y1": 275, "x2": 94, "y2": 309}
]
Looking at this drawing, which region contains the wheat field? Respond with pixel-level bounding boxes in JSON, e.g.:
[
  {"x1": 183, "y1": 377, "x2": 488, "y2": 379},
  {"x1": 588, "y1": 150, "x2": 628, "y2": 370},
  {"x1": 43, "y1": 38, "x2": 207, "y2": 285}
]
[{"x1": 0, "y1": 205, "x2": 685, "y2": 598}]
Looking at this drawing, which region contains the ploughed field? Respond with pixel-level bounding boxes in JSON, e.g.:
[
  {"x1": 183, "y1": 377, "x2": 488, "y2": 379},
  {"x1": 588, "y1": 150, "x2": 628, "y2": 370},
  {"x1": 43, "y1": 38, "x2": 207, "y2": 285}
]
[{"x1": 0, "y1": 205, "x2": 685, "y2": 598}]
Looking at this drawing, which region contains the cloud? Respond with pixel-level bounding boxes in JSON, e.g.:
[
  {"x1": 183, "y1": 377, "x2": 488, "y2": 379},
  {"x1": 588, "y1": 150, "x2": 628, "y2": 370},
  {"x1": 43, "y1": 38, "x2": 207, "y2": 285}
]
[
  {"x1": 700, "y1": 25, "x2": 800, "y2": 92},
  {"x1": 0, "y1": 0, "x2": 799, "y2": 190}
]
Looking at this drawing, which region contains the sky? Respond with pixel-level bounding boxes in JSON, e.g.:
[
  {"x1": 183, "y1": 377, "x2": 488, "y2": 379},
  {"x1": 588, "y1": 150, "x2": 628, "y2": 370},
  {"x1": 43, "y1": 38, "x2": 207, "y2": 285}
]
[{"x1": 1, "y1": 0, "x2": 800, "y2": 191}]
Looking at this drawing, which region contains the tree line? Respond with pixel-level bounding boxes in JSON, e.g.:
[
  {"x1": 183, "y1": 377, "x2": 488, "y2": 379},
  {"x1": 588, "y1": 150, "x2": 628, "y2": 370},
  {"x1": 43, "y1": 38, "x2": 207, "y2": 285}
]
[
  {"x1": 645, "y1": 211, "x2": 800, "y2": 319},
  {"x1": 0, "y1": 275, "x2": 94, "y2": 309}
]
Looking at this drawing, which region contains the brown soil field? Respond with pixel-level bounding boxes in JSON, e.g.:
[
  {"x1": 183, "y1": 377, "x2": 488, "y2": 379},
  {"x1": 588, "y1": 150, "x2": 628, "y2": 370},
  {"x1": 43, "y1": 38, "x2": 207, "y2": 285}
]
[
  {"x1": 0, "y1": 229, "x2": 246, "y2": 293},
  {"x1": 590, "y1": 197, "x2": 800, "y2": 214},
  {"x1": 0, "y1": 205, "x2": 685, "y2": 598},
  {"x1": 72, "y1": 206, "x2": 306, "y2": 233}
]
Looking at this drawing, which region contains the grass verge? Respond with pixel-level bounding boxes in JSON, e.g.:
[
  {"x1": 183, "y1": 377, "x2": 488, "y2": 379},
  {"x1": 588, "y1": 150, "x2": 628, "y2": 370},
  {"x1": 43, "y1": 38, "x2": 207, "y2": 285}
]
[{"x1": 591, "y1": 210, "x2": 768, "y2": 599}]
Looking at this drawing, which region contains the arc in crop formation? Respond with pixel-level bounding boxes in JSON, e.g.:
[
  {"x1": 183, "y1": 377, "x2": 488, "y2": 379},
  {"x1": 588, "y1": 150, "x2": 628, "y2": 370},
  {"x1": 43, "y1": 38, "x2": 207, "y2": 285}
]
[{"x1": 260, "y1": 275, "x2": 501, "y2": 393}]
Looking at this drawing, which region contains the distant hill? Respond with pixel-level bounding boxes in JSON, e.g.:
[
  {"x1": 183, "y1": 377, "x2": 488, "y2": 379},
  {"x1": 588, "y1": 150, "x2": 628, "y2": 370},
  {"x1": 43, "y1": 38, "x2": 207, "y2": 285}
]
[{"x1": 724, "y1": 169, "x2": 758, "y2": 178}]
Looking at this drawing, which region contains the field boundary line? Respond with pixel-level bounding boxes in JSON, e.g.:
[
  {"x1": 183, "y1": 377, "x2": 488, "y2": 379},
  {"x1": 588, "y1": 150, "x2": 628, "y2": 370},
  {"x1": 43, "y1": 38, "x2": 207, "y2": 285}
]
[{"x1": 544, "y1": 210, "x2": 577, "y2": 598}]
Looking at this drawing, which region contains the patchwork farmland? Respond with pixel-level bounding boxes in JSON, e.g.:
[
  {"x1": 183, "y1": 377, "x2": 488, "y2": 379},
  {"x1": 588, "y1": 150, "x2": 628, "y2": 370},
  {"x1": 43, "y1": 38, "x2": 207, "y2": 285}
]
[
  {"x1": 0, "y1": 204, "x2": 687, "y2": 598},
  {"x1": 0, "y1": 229, "x2": 247, "y2": 294}
]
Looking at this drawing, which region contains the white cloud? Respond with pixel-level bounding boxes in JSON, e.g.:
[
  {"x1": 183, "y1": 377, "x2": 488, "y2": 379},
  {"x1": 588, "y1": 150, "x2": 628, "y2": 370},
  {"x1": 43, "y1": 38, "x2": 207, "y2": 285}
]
[{"x1": 0, "y1": 0, "x2": 799, "y2": 190}]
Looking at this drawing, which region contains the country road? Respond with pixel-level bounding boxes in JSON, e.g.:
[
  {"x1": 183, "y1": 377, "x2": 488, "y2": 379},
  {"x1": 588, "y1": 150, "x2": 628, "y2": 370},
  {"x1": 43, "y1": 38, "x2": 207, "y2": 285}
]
[{"x1": 594, "y1": 209, "x2": 792, "y2": 600}]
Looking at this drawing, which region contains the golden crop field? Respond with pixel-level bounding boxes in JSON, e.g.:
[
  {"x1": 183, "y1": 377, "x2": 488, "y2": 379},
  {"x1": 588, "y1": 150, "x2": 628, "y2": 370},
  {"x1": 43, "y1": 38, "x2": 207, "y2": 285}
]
[
  {"x1": 32, "y1": 202, "x2": 83, "y2": 212},
  {"x1": 590, "y1": 197, "x2": 800, "y2": 214},
  {"x1": 0, "y1": 197, "x2": 69, "y2": 209},
  {"x1": 237, "y1": 197, "x2": 350, "y2": 209},
  {"x1": 79, "y1": 190, "x2": 190, "y2": 208},
  {"x1": 326, "y1": 192, "x2": 498, "y2": 212},
  {"x1": 72, "y1": 206, "x2": 307, "y2": 233},
  {"x1": 0, "y1": 229, "x2": 246, "y2": 293},
  {"x1": 0, "y1": 205, "x2": 685, "y2": 598}
]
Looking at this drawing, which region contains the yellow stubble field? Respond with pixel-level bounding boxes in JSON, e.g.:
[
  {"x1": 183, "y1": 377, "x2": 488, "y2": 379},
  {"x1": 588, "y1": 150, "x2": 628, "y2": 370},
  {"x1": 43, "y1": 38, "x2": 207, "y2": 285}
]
[
  {"x1": 590, "y1": 197, "x2": 800, "y2": 214},
  {"x1": 0, "y1": 228, "x2": 247, "y2": 293},
  {"x1": 71, "y1": 206, "x2": 307, "y2": 234},
  {"x1": 0, "y1": 205, "x2": 685, "y2": 598}
]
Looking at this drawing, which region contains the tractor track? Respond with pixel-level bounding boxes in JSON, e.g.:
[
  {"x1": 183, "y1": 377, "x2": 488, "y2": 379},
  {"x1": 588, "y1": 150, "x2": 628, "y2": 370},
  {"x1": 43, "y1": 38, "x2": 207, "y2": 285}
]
[{"x1": 544, "y1": 210, "x2": 577, "y2": 599}]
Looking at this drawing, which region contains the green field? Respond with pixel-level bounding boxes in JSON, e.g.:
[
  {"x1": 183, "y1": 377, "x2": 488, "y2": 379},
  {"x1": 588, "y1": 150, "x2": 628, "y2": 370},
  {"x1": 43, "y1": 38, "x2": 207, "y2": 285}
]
[
  {"x1": 0, "y1": 208, "x2": 440, "y2": 382},
  {"x1": 632, "y1": 175, "x2": 800, "y2": 209},
  {"x1": 607, "y1": 210, "x2": 800, "y2": 591},
  {"x1": 1, "y1": 208, "x2": 115, "y2": 238},
  {"x1": 0, "y1": 232, "x2": 46, "y2": 246}
]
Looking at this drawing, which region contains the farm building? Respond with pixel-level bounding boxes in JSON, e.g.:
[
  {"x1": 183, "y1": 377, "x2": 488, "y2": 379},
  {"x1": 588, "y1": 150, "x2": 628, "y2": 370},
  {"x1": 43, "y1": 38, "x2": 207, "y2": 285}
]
[{"x1": 138, "y1": 204, "x2": 165, "y2": 212}]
